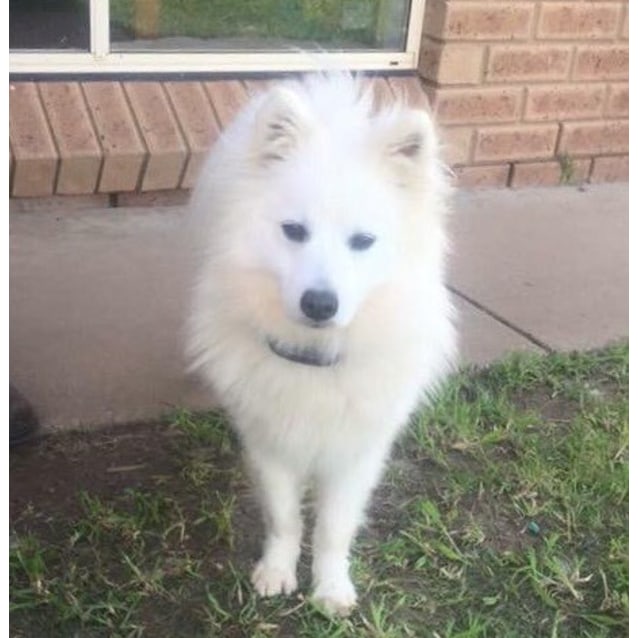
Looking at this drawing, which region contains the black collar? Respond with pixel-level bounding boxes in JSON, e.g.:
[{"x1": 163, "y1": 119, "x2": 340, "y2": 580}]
[{"x1": 267, "y1": 338, "x2": 340, "y2": 367}]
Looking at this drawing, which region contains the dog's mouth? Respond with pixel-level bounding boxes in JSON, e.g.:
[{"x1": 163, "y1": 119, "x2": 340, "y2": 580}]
[{"x1": 266, "y1": 338, "x2": 340, "y2": 367}]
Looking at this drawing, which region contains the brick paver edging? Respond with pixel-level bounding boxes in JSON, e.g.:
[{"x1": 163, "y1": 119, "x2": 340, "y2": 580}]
[{"x1": 9, "y1": 76, "x2": 428, "y2": 199}]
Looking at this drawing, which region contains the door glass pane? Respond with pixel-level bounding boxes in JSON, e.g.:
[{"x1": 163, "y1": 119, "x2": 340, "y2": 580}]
[
  {"x1": 110, "y1": 0, "x2": 411, "y2": 52},
  {"x1": 10, "y1": 0, "x2": 90, "y2": 50}
]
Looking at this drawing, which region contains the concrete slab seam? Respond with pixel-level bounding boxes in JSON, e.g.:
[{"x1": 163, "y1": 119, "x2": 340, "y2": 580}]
[{"x1": 447, "y1": 285, "x2": 554, "y2": 354}]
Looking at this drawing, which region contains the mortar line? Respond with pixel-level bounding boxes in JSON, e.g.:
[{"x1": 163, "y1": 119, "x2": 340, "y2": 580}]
[{"x1": 447, "y1": 284, "x2": 554, "y2": 354}]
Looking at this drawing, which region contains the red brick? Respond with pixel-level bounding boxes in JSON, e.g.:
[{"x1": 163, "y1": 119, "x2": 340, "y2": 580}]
[
  {"x1": 116, "y1": 189, "x2": 192, "y2": 208},
  {"x1": 606, "y1": 83, "x2": 629, "y2": 117},
  {"x1": 589, "y1": 155, "x2": 629, "y2": 183},
  {"x1": 82, "y1": 82, "x2": 146, "y2": 193},
  {"x1": 164, "y1": 81, "x2": 219, "y2": 189},
  {"x1": 124, "y1": 82, "x2": 188, "y2": 191},
  {"x1": 433, "y1": 87, "x2": 522, "y2": 125},
  {"x1": 422, "y1": 0, "x2": 448, "y2": 40},
  {"x1": 475, "y1": 124, "x2": 559, "y2": 162},
  {"x1": 387, "y1": 76, "x2": 432, "y2": 112},
  {"x1": 510, "y1": 158, "x2": 591, "y2": 188},
  {"x1": 419, "y1": 41, "x2": 485, "y2": 85},
  {"x1": 487, "y1": 45, "x2": 572, "y2": 82},
  {"x1": 558, "y1": 120, "x2": 628, "y2": 156},
  {"x1": 454, "y1": 164, "x2": 510, "y2": 189},
  {"x1": 525, "y1": 84, "x2": 606, "y2": 121},
  {"x1": 204, "y1": 80, "x2": 249, "y2": 129},
  {"x1": 430, "y1": 2, "x2": 535, "y2": 41},
  {"x1": 419, "y1": 40, "x2": 442, "y2": 83},
  {"x1": 440, "y1": 127, "x2": 474, "y2": 166},
  {"x1": 573, "y1": 45, "x2": 629, "y2": 80},
  {"x1": 9, "y1": 82, "x2": 57, "y2": 197},
  {"x1": 537, "y1": 2, "x2": 622, "y2": 40},
  {"x1": 38, "y1": 82, "x2": 102, "y2": 195}
]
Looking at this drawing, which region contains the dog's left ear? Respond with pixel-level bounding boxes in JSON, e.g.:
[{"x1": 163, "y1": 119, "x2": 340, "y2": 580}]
[
  {"x1": 376, "y1": 109, "x2": 439, "y2": 187},
  {"x1": 252, "y1": 87, "x2": 314, "y2": 164}
]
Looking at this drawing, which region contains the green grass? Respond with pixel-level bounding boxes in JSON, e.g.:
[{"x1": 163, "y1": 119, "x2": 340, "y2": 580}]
[{"x1": 10, "y1": 342, "x2": 628, "y2": 637}]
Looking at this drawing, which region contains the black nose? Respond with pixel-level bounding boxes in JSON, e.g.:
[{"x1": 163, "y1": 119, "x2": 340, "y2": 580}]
[{"x1": 300, "y1": 289, "x2": 338, "y2": 322}]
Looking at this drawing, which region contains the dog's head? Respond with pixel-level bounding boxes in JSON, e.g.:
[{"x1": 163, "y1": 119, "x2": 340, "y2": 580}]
[{"x1": 209, "y1": 76, "x2": 445, "y2": 333}]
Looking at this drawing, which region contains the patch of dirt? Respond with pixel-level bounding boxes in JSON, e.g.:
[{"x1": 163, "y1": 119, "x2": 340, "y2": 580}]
[
  {"x1": 11, "y1": 422, "x2": 180, "y2": 526},
  {"x1": 11, "y1": 420, "x2": 264, "y2": 542}
]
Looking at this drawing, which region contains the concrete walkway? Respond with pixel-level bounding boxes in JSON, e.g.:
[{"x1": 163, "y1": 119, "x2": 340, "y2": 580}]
[{"x1": 10, "y1": 183, "x2": 628, "y2": 432}]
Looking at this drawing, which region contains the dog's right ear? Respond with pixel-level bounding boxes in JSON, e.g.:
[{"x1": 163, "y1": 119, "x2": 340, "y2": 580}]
[
  {"x1": 374, "y1": 109, "x2": 439, "y2": 189},
  {"x1": 252, "y1": 87, "x2": 314, "y2": 164}
]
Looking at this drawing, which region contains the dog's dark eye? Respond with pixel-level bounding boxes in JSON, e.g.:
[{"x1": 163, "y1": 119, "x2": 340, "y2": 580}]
[
  {"x1": 349, "y1": 233, "x2": 376, "y2": 251},
  {"x1": 281, "y1": 222, "x2": 309, "y2": 243}
]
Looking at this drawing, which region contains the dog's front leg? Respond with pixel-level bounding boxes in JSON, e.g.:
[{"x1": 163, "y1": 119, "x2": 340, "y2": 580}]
[
  {"x1": 246, "y1": 448, "x2": 303, "y2": 597},
  {"x1": 311, "y1": 448, "x2": 388, "y2": 616}
]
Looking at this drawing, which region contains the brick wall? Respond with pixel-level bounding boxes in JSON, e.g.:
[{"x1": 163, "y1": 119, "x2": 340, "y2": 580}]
[{"x1": 419, "y1": 0, "x2": 629, "y2": 188}]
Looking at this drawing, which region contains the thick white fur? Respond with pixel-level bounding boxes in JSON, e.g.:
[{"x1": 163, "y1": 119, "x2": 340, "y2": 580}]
[{"x1": 186, "y1": 73, "x2": 456, "y2": 615}]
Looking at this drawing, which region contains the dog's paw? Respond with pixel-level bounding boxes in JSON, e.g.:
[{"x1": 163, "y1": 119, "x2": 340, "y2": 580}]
[
  {"x1": 312, "y1": 577, "x2": 357, "y2": 617},
  {"x1": 251, "y1": 560, "x2": 298, "y2": 597}
]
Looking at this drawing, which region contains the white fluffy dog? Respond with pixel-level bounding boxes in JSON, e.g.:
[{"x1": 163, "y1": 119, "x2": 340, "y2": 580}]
[{"x1": 186, "y1": 73, "x2": 456, "y2": 615}]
